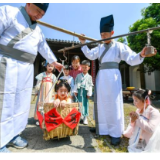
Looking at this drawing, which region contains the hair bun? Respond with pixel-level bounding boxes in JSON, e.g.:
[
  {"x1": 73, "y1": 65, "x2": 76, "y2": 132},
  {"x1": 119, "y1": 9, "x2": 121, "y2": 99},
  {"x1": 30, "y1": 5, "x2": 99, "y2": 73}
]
[
  {"x1": 142, "y1": 89, "x2": 153, "y2": 99},
  {"x1": 148, "y1": 90, "x2": 151, "y2": 95}
]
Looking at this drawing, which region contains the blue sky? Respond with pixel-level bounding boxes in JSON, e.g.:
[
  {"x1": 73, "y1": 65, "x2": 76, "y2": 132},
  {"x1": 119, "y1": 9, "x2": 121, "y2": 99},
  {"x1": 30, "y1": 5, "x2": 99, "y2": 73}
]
[{"x1": 0, "y1": 3, "x2": 150, "y2": 42}]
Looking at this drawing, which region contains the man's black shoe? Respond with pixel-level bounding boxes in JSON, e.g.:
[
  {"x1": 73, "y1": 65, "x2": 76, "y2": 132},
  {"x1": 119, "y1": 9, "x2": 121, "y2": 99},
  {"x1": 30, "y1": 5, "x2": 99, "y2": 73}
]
[
  {"x1": 111, "y1": 137, "x2": 121, "y2": 146},
  {"x1": 90, "y1": 128, "x2": 96, "y2": 133}
]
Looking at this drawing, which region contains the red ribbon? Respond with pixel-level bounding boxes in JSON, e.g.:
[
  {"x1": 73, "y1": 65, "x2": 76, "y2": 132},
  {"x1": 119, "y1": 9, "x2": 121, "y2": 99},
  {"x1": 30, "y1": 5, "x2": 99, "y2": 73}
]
[
  {"x1": 44, "y1": 108, "x2": 63, "y2": 132},
  {"x1": 42, "y1": 108, "x2": 81, "y2": 132},
  {"x1": 63, "y1": 108, "x2": 81, "y2": 130}
]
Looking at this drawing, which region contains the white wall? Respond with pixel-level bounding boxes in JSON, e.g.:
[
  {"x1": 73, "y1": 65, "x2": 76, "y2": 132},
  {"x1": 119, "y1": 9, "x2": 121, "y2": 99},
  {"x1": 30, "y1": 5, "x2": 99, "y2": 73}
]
[
  {"x1": 154, "y1": 71, "x2": 160, "y2": 91},
  {"x1": 129, "y1": 65, "x2": 141, "y2": 89},
  {"x1": 145, "y1": 72, "x2": 155, "y2": 90},
  {"x1": 129, "y1": 64, "x2": 160, "y2": 91},
  {"x1": 145, "y1": 70, "x2": 160, "y2": 91}
]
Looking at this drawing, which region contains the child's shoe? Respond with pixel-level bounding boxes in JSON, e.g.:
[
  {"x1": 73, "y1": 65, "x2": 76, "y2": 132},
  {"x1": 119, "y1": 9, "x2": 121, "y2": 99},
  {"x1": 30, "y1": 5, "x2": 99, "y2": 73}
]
[{"x1": 83, "y1": 116, "x2": 88, "y2": 125}]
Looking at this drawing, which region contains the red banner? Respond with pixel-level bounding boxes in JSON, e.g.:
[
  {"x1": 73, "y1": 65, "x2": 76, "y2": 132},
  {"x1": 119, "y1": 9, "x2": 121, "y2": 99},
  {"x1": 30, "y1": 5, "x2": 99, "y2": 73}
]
[
  {"x1": 44, "y1": 108, "x2": 63, "y2": 132},
  {"x1": 43, "y1": 108, "x2": 81, "y2": 132}
]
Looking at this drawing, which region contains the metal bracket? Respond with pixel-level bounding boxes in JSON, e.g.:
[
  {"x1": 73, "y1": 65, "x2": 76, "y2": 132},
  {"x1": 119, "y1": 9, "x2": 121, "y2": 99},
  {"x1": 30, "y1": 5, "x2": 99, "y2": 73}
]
[
  {"x1": 59, "y1": 50, "x2": 67, "y2": 62},
  {"x1": 147, "y1": 29, "x2": 153, "y2": 46}
]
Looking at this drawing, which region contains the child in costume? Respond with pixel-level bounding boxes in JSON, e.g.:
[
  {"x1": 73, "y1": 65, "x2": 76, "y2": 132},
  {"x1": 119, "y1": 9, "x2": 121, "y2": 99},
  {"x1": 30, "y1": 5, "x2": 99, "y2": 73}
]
[
  {"x1": 34, "y1": 61, "x2": 56, "y2": 125},
  {"x1": 53, "y1": 79, "x2": 72, "y2": 108},
  {"x1": 74, "y1": 60, "x2": 93, "y2": 125},
  {"x1": 60, "y1": 65, "x2": 74, "y2": 99},
  {"x1": 69, "y1": 55, "x2": 82, "y2": 80},
  {"x1": 123, "y1": 89, "x2": 160, "y2": 152}
]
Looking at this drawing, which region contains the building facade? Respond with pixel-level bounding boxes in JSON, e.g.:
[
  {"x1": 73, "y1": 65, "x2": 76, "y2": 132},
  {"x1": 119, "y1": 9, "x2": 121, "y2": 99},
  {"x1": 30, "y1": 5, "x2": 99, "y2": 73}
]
[
  {"x1": 33, "y1": 39, "x2": 98, "y2": 85},
  {"x1": 120, "y1": 63, "x2": 160, "y2": 92}
]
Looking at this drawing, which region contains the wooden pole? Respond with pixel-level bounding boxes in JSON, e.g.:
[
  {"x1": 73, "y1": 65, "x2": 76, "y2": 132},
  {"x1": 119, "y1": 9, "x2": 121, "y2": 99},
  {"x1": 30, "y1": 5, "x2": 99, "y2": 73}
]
[
  {"x1": 37, "y1": 20, "x2": 97, "y2": 42},
  {"x1": 58, "y1": 26, "x2": 160, "y2": 53}
]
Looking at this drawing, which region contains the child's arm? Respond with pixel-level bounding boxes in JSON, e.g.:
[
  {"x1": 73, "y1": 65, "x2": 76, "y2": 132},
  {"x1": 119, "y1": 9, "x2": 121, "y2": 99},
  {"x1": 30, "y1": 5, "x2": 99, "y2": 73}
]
[
  {"x1": 73, "y1": 86, "x2": 78, "y2": 97},
  {"x1": 73, "y1": 76, "x2": 78, "y2": 97},
  {"x1": 70, "y1": 77, "x2": 75, "y2": 97},
  {"x1": 81, "y1": 45, "x2": 100, "y2": 61},
  {"x1": 53, "y1": 99, "x2": 61, "y2": 108},
  {"x1": 87, "y1": 76, "x2": 94, "y2": 98},
  {"x1": 52, "y1": 74, "x2": 57, "y2": 96},
  {"x1": 35, "y1": 80, "x2": 42, "y2": 94},
  {"x1": 119, "y1": 43, "x2": 144, "y2": 66},
  {"x1": 136, "y1": 109, "x2": 160, "y2": 134},
  {"x1": 123, "y1": 112, "x2": 137, "y2": 138},
  {"x1": 87, "y1": 86, "x2": 92, "y2": 99},
  {"x1": 79, "y1": 35, "x2": 99, "y2": 60},
  {"x1": 35, "y1": 72, "x2": 44, "y2": 94}
]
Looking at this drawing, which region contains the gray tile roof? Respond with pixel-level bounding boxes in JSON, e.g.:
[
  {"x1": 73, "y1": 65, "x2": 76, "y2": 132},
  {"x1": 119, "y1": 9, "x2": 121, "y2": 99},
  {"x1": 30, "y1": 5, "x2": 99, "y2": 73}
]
[{"x1": 46, "y1": 38, "x2": 81, "y2": 44}]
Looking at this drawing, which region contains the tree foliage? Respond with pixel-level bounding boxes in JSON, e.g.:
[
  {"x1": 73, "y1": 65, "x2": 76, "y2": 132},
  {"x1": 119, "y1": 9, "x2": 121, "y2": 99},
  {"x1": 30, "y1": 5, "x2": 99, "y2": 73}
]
[
  {"x1": 117, "y1": 37, "x2": 126, "y2": 43},
  {"x1": 127, "y1": 3, "x2": 160, "y2": 72}
]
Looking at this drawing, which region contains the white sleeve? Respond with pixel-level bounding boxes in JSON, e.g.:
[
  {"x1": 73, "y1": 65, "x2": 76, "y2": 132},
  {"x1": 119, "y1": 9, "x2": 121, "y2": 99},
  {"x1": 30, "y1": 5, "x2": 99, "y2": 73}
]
[
  {"x1": 38, "y1": 31, "x2": 57, "y2": 63},
  {"x1": 0, "y1": 6, "x2": 12, "y2": 36},
  {"x1": 119, "y1": 43, "x2": 144, "y2": 66},
  {"x1": 73, "y1": 76, "x2": 78, "y2": 93},
  {"x1": 70, "y1": 77, "x2": 75, "y2": 95},
  {"x1": 87, "y1": 86, "x2": 93, "y2": 96},
  {"x1": 35, "y1": 80, "x2": 41, "y2": 94},
  {"x1": 81, "y1": 45, "x2": 99, "y2": 60},
  {"x1": 73, "y1": 84, "x2": 78, "y2": 93}
]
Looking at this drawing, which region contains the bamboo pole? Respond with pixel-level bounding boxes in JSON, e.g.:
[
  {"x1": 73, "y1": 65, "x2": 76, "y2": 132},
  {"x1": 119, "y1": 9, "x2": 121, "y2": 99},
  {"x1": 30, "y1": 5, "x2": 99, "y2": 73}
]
[{"x1": 37, "y1": 20, "x2": 97, "y2": 42}]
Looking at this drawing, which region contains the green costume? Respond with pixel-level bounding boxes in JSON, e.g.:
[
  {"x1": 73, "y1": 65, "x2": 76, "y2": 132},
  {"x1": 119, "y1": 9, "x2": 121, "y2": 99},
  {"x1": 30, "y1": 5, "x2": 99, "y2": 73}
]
[{"x1": 74, "y1": 73, "x2": 93, "y2": 117}]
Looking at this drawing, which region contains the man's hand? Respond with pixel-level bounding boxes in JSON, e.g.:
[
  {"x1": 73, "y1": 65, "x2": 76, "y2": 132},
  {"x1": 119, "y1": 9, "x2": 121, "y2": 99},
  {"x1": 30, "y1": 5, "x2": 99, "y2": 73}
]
[
  {"x1": 52, "y1": 61, "x2": 63, "y2": 72},
  {"x1": 78, "y1": 34, "x2": 86, "y2": 44},
  {"x1": 140, "y1": 46, "x2": 157, "y2": 58}
]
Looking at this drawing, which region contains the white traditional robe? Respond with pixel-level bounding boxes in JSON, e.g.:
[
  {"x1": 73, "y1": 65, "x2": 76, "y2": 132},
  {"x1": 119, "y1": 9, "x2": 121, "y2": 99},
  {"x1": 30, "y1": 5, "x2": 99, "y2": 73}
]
[
  {"x1": 0, "y1": 5, "x2": 57, "y2": 148},
  {"x1": 81, "y1": 40, "x2": 144, "y2": 137}
]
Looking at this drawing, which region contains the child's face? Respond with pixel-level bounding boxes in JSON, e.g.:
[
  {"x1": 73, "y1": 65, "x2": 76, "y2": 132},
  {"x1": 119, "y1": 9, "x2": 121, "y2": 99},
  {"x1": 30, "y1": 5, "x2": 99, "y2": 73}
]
[
  {"x1": 72, "y1": 60, "x2": 80, "y2": 70},
  {"x1": 132, "y1": 96, "x2": 144, "y2": 110},
  {"x1": 101, "y1": 31, "x2": 114, "y2": 44},
  {"x1": 82, "y1": 65, "x2": 90, "y2": 74},
  {"x1": 63, "y1": 69, "x2": 69, "y2": 76},
  {"x1": 46, "y1": 64, "x2": 54, "y2": 73},
  {"x1": 57, "y1": 85, "x2": 68, "y2": 100}
]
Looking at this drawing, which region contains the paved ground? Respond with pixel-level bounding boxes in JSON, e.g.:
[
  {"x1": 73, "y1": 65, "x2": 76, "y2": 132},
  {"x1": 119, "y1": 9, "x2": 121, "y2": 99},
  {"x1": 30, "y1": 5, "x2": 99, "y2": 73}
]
[
  {"x1": 8, "y1": 101, "x2": 100, "y2": 153},
  {"x1": 7, "y1": 96, "x2": 160, "y2": 153}
]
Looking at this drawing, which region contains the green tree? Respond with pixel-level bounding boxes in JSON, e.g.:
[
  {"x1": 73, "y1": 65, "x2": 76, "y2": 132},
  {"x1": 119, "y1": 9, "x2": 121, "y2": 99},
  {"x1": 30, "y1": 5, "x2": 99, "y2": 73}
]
[
  {"x1": 117, "y1": 37, "x2": 126, "y2": 43},
  {"x1": 142, "y1": 3, "x2": 160, "y2": 23},
  {"x1": 127, "y1": 3, "x2": 160, "y2": 72}
]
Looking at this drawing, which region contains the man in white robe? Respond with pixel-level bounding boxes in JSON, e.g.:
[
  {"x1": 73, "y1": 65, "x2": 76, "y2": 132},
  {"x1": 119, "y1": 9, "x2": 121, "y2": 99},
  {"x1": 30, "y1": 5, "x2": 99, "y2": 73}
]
[
  {"x1": 0, "y1": 3, "x2": 63, "y2": 152},
  {"x1": 79, "y1": 15, "x2": 157, "y2": 146}
]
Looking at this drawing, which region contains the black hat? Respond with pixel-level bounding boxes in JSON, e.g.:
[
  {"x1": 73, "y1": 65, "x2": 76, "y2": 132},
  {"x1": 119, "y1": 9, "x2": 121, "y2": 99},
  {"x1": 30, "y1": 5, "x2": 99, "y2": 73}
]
[
  {"x1": 33, "y1": 3, "x2": 49, "y2": 12},
  {"x1": 100, "y1": 15, "x2": 114, "y2": 33}
]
